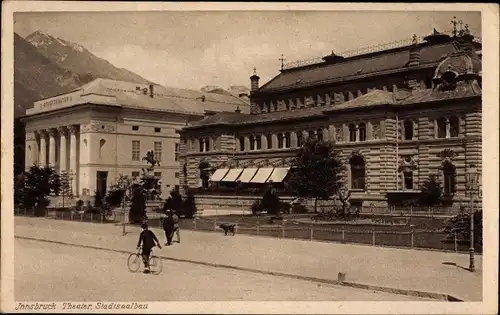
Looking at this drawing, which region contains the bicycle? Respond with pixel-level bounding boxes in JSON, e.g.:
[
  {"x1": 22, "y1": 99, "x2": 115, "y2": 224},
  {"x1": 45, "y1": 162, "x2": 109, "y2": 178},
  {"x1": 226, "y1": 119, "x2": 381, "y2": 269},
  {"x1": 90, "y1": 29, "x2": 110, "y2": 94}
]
[{"x1": 127, "y1": 246, "x2": 163, "y2": 274}]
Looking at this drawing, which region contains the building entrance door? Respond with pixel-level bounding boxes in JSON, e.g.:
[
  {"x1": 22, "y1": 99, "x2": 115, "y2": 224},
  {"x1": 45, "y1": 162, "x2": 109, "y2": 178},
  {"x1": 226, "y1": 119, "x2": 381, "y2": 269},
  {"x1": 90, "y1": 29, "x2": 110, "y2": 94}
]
[{"x1": 96, "y1": 171, "x2": 108, "y2": 197}]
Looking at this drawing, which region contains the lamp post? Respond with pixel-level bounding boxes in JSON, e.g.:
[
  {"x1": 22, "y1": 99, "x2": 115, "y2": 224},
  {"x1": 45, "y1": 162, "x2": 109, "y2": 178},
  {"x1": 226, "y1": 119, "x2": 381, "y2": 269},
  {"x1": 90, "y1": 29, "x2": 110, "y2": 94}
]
[{"x1": 465, "y1": 164, "x2": 479, "y2": 272}]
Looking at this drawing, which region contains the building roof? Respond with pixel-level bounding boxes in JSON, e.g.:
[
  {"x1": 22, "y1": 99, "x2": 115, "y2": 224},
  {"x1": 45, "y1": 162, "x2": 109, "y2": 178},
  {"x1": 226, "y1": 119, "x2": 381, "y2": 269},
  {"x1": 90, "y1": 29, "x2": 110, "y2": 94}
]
[
  {"x1": 186, "y1": 83, "x2": 481, "y2": 130},
  {"x1": 76, "y1": 78, "x2": 250, "y2": 114},
  {"x1": 258, "y1": 42, "x2": 458, "y2": 92},
  {"x1": 26, "y1": 78, "x2": 250, "y2": 117}
]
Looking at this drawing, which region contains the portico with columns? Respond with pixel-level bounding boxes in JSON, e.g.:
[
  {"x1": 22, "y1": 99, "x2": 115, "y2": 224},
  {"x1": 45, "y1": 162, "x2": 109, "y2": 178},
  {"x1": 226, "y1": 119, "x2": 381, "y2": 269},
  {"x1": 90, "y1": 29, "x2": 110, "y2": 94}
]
[{"x1": 25, "y1": 125, "x2": 81, "y2": 196}]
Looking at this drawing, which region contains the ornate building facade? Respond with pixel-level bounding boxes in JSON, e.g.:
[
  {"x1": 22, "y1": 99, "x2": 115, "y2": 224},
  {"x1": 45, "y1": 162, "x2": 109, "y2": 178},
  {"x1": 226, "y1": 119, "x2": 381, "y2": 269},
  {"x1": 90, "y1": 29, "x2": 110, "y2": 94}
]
[
  {"x1": 178, "y1": 26, "x2": 482, "y2": 209},
  {"x1": 21, "y1": 78, "x2": 249, "y2": 199}
]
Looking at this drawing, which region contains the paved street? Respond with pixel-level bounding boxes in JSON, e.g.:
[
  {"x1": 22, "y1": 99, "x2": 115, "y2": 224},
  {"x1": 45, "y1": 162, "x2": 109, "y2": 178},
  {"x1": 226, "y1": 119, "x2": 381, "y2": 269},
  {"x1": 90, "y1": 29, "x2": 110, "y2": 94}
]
[
  {"x1": 14, "y1": 217, "x2": 483, "y2": 301},
  {"x1": 15, "y1": 238, "x2": 431, "y2": 301}
]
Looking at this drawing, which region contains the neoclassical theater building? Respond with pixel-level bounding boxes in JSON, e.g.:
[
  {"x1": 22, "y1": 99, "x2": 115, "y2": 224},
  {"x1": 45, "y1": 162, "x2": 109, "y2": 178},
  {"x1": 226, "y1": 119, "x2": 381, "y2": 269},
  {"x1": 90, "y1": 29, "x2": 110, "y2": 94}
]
[
  {"x1": 21, "y1": 79, "x2": 249, "y2": 199},
  {"x1": 178, "y1": 26, "x2": 482, "y2": 209}
]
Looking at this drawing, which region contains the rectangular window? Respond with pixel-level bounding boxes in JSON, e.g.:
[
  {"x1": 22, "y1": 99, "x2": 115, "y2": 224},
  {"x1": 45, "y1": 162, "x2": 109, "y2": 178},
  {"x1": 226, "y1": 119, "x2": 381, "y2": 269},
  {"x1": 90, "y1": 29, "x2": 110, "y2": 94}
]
[
  {"x1": 154, "y1": 141, "x2": 162, "y2": 162},
  {"x1": 154, "y1": 172, "x2": 162, "y2": 178},
  {"x1": 132, "y1": 140, "x2": 140, "y2": 161},
  {"x1": 132, "y1": 171, "x2": 140, "y2": 178},
  {"x1": 154, "y1": 127, "x2": 161, "y2": 133},
  {"x1": 175, "y1": 143, "x2": 180, "y2": 161},
  {"x1": 404, "y1": 171, "x2": 413, "y2": 190},
  {"x1": 132, "y1": 126, "x2": 139, "y2": 131},
  {"x1": 175, "y1": 172, "x2": 180, "y2": 178}
]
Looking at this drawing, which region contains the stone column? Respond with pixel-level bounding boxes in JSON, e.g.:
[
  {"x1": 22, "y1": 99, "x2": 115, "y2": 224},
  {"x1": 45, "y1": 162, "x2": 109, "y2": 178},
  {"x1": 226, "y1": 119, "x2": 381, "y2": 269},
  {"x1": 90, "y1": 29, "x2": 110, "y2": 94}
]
[
  {"x1": 48, "y1": 129, "x2": 57, "y2": 167},
  {"x1": 271, "y1": 134, "x2": 278, "y2": 149},
  {"x1": 39, "y1": 130, "x2": 47, "y2": 167},
  {"x1": 25, "y1": 131, "x2": 37, "y2": 169},
  {"x1": 68, "y1": 125, "x2": 79, "y2": 195},
  {"x1": 244, "y1": 136, "x2": 250, "y2": 152},
  {"x1": 58, "y1": 126, "x2": 68, "y2": 172},
  {"x1": 328, "y1": 125, "x2": 335, "y2": 142},
  {"x1": 290, "y1": 131, "x2": 298, "y2": 148},
  {"x1": 261, "y1": 135, "x2": 268, "y2": 150}
]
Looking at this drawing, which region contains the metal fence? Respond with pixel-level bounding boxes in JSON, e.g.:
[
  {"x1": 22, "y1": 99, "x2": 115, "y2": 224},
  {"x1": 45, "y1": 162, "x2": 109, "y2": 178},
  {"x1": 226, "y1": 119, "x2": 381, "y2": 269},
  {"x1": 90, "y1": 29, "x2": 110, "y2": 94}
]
[{"x1": 14, "y1": 207, "x2": 479, "y2": 254}]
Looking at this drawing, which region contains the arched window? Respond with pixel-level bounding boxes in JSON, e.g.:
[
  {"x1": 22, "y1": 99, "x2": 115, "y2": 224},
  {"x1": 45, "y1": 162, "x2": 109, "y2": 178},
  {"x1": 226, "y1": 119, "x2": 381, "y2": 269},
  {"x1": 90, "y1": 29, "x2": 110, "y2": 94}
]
[
  {"x1": 249, "y1": 136, "x2": 255, "y2": 150},
  {"x1": 199, "y1": 139, "x2": 204, "y2": 152},
  {"x1": 358, "y1": 123, "x2": 366, "y2": 142},
  {"x1": 266, "y1": 134, "x2": 273, "y2": 149},
  {"x1": 297, "y1": 131, "x2": 304, "y2": 147},
  {"x1": 437, "y1": 118, "x2": 447, "y2": 138},
  {"x1": 204, "y1": 137, "x2": 210, "y2": 152},
  {"x1": 449, "y1": 116, "x2": 459, "y2": 137},
  {"x1": 255, "y1": 136, "x2": 262, "y2": 150},
  {"x1": 316, "y1": 129, "x2": 324, "y2": 142},
  {"x1": 278, "y1": 133, "x2": 284, "y2": 149},
  {"x1": 350, "y1": 155, "x2": 366, "y2": 190},
  {"x1": 239, "y1": 137, "x2": 245, "y2": 151},
  {"x1": 349, "y1": 124, "x2": 357, "y2": 142},
  {"x1": 285, "y1": 132, "x2": 291, "y2": 148},
  {"x1": 99, "y1": 139, "x2": 106, "y2": 158},
  {"x1": 403, "y1": 120, "x2": 413, "y2": 140},
  {"x1": 443, "y1": 162, "x2": 456, "y2": 195}
]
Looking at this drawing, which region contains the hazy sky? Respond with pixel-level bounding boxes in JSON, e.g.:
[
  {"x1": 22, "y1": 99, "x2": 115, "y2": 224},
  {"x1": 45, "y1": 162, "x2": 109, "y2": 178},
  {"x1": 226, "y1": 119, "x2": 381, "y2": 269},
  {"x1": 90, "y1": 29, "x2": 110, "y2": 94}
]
[{"x1": 14, "y1": 11, "x2": 481, "y2": 90}]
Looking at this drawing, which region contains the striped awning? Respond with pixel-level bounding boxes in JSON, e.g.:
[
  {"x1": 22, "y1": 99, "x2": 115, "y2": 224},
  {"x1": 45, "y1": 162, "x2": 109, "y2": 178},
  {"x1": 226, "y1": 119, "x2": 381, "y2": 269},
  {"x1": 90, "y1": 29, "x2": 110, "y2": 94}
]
[
  {"x1": 209, "y1": 168, "x2": 230, "y2": 182},
  {"x1": 266, "y1": 167, "x2": 290, "y2": 183},
  {"x1": 237, "y1": 168, "x2": 259, "y2": 183},
  {"x1": 250, "y1": 168, "x2": 274, "y2": 183},
  {"x1": 221, "y1": 168, "x2": 243, "y2": 182}
]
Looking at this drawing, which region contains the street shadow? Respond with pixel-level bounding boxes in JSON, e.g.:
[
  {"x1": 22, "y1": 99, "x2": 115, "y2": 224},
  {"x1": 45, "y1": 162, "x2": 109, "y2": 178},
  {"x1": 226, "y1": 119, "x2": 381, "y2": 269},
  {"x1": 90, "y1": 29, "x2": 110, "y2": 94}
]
[{"x1": 442, "y1": 261, "x2": 471, "y2": 271}]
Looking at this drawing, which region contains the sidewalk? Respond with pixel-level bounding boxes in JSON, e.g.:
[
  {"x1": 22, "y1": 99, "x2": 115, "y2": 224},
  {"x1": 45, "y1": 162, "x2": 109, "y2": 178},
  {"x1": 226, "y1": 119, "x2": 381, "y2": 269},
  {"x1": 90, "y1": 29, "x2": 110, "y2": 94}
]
[{"x1": 14, "y1": 217, "x2": 482, "y2": 301}]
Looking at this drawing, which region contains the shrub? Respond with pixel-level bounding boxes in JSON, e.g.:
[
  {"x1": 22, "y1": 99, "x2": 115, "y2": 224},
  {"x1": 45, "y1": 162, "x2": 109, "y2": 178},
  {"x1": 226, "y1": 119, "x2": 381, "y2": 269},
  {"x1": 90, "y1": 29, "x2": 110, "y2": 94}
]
[
  {"x1": 129, "y1": 185, "x2": 147, "y2": 224},
  {"x1": 261, "y1": 186, "x2": 281, "y2": 215},
  {"x1": 182, "y1": 189, "x2": 197, "y2": 219},
  {"x1": 443, "y1": 209, "x2": 482, "y2": 249},
  {"x1": 163, "y1": 188, "x2": 183, "y2": 213},
  {"x1": 279, "y1": 201, "x2": 291, "y2": 214},
  {"x1": 94, "y1": 190, "x2": 104, "y2": 208},
  {"x1": 251, "y1": 199, "x2": 263, "y2": 215},
  {"x1": 105, "y1": 189, "x2": 124, "y2": 208},
  {"x1": 291, "y1": 203, "x2": 309, "y2": 214},
  {"x1": 75, "y1": 199, "x2": 84, "y2": 212}
]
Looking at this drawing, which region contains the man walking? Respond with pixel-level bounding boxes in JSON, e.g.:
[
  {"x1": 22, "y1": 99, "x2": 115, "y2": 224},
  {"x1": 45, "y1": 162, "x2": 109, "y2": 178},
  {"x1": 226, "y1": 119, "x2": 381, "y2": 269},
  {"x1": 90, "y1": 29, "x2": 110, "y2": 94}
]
[
  {"x1": 162, "y1": 211, "x2": 174, "y2": 246},
  {"x1": 172, "y1": 210, "x2": 180, "y2": 243}
]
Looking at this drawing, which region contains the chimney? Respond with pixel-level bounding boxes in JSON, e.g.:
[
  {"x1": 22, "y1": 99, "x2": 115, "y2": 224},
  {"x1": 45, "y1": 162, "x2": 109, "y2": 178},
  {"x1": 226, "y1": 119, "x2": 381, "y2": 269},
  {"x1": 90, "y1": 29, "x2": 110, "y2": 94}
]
[
  {"x1": 408, "y1": 34, "x2": 420, "y2": 67},
  {"x1": 149, "y1": 84, "x2": 154, "y2": 98},
  {"x1": 250, "y1": 68, "x2": 260, "y2": 93}
]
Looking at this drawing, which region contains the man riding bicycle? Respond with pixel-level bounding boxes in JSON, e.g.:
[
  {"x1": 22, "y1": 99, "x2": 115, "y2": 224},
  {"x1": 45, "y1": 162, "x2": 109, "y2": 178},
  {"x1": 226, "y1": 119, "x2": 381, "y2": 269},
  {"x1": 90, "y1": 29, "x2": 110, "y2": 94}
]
[{"x1": 137, "y1": 223, "x2": 162, "y2": 272}]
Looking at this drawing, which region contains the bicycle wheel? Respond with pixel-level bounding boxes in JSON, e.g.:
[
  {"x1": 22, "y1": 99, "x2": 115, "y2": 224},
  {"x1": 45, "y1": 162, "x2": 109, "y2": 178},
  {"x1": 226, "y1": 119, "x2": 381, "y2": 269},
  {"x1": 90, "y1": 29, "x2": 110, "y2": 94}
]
[
  {"x1": 149, "y1": 256, "x2": 163, "y2": 274},
  {"x1": 127, "y1": 253, "x2": 141, "y2": 272}
]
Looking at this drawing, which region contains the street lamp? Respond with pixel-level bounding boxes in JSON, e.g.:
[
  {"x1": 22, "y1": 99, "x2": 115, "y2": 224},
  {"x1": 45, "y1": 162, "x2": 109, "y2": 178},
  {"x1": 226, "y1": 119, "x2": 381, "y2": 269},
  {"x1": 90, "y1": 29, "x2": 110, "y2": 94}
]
[{"x1": 465, "y1": 164, "x2": 480, "y2": 272}]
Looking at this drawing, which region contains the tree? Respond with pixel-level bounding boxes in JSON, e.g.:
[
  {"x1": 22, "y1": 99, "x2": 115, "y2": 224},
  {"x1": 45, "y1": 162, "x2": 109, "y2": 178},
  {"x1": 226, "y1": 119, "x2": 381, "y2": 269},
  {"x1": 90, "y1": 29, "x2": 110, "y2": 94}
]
[
  {"x1": 129, "y1": 184, "x2": 147, "y2": 224},
  {"x1": 182, "y1": 189, "x2": 198, "y2": 219},
  {"x1": 163, "y1": 188, "x2": 183, "y2": 213},
  {"x1": 59, "y1": 171, "x2": 73, "y2": 208},
  {"x1": 418, "y1": 174, "x2": 443, "y2": 206},
  {"x1": 287, "y1": 139, "x2": 345, "y2": 213},
  {"x1": 106, "y1": 174, "x2": 134, "y2": 209},
  {"x1": 16, "y1": 165, "x2": 61, "y2": 216},
  {"x1": 443, "y1": 208, "x2": 482, "y2": 249}
]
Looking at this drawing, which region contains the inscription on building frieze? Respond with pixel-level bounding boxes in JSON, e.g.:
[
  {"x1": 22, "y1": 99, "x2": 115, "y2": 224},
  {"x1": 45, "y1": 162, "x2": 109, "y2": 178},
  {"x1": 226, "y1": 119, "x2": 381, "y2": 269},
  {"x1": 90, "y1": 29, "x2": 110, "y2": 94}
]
[{"x1": 80, "y1": 122, "x2": 117, "y2": 133}]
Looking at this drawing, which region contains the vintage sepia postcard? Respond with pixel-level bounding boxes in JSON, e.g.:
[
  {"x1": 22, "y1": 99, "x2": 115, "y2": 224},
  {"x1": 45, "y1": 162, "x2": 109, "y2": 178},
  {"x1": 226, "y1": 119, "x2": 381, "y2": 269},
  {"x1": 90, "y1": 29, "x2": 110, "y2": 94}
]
[{"x1": 1, "y1": 2, "x2": 498, "y2": 314}]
